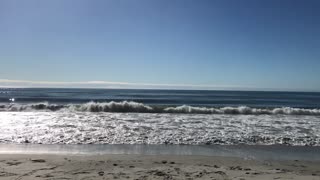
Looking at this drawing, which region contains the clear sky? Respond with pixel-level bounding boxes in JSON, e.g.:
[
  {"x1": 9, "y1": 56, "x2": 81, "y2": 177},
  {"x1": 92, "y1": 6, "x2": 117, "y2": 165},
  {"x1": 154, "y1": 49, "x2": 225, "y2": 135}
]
[{"x1": 0, "y1": 0, "x2": 320, "y2": 91}]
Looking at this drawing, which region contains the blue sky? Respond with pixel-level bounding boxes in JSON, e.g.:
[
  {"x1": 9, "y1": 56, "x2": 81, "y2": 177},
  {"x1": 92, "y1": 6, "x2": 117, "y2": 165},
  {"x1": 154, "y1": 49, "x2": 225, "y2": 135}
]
[{"x1": 0, "y1": 0, "x2": 320, "y2": 91}]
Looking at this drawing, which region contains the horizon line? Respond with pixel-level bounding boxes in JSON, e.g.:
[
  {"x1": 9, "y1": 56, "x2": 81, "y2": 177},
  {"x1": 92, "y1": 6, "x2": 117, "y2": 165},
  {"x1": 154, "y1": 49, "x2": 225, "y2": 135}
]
[{"x1": 0, "y1": 79, "x2": 319, "y2": 93}]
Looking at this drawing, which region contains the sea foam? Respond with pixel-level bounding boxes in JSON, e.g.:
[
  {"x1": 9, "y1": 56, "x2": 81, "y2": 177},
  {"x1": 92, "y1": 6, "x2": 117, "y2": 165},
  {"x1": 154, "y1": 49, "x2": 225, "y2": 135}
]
[
  {"x1": 1, "y1": 101, "x2": 320, "y2": 115},
  {"x1": 0, "y1": 111, "x2": 319, "y2": 146}
]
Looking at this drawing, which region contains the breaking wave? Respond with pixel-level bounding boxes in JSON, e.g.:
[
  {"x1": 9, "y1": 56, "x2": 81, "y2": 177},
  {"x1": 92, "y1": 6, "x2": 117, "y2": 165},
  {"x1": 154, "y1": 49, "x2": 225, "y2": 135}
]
[
  {"x1": 1, "y1": 101, "x2": 320, "y2": 115},
  {"x1": 68, "y1": 101, "x2": 153, "y2": 113},
  {"x1": 164, "y1": 105, "x2": 320, "y2": 115}
]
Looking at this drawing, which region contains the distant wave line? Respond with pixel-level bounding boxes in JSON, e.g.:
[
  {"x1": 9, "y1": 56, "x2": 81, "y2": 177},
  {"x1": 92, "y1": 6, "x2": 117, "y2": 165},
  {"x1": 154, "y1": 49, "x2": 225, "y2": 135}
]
[{"x1": 1, "y1": 101, "x2": 320, "y2": 115}]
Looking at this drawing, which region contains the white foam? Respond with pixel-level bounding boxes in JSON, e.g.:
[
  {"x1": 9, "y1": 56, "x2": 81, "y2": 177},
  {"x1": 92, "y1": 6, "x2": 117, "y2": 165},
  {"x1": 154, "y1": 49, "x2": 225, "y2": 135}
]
[
  {"x1": 164, "y1": 105, "x2": 320, "y2": 115},
  {"x1": 0, "y1": 112, "x2": 319, "y2": 146},
  {"x1": 1, "y1": 101, "x2": 320, "y2": 115},
  {"x1": 68, "y1": 101, "x2": 153, "y2": 113}
]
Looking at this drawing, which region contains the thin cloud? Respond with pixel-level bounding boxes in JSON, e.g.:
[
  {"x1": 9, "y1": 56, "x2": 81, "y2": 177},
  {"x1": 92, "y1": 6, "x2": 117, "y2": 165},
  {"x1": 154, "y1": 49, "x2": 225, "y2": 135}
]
[{"x1": 0, "y1": 79, "x2": 251, "y2": 90}]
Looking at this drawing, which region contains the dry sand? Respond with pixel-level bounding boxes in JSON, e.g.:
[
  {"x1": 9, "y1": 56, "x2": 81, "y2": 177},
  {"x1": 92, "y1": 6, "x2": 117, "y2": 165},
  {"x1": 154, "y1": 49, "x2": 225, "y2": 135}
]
[{"x1": 0, "y1": 154, "x2": 319, "y2": 180}]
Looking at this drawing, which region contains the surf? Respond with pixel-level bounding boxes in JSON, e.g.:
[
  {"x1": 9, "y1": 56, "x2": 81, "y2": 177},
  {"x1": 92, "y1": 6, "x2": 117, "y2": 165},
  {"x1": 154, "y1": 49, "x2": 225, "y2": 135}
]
[{"x1": 1, "y1": 101, "x2": 320, "y2": 115}]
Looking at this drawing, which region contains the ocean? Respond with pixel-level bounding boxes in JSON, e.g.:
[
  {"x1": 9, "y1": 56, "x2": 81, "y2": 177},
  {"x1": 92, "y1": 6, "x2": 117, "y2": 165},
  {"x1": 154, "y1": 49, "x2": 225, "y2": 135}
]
[{"x1": 0, "y1": 88, "x2": 319, "y2": 146}]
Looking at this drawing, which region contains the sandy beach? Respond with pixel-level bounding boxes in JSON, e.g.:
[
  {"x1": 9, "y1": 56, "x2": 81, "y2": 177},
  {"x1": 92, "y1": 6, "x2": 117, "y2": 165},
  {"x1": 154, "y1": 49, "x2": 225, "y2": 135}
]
[
  {"x1": 2, "y1": 0, "x2": 320, "y2": 179},
  {"x1": 0, "y1": 154, "x2": 319, "y2": 180}
]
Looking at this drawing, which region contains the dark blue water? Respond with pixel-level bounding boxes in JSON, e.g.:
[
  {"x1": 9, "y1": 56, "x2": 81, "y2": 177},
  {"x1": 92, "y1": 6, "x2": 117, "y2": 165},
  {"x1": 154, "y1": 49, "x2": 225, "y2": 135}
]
[{"x1": 1, "y1": 88, "x2": 320, "y2": 108}]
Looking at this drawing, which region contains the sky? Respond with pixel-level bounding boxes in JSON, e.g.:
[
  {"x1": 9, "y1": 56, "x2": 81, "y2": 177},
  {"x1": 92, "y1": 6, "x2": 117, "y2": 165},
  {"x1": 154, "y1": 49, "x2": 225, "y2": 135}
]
[{"x1": 0, "y1": 0, "x2": 320, "y2": 91}]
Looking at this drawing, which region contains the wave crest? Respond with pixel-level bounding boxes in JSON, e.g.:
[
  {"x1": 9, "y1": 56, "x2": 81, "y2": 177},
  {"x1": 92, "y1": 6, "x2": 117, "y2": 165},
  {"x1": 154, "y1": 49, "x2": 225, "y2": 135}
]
[
  {"x1": 1, "y1": 101, "x2": 320, "y2": 115},
  {"x1": 165, "y1": 105, "x2": 320, "y2": 115},
  {"x1": 0, "y1": 102, "x2": 64, "y2": 111},
  {"x1": 69, "y1": 101, "x2": 153, "y2": 113}
]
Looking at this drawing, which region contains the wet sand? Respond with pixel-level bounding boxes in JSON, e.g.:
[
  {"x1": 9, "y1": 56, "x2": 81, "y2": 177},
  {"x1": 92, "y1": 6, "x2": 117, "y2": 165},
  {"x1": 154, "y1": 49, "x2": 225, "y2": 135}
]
[{"x1": 0, "y1": 154, "x2": 320, "y2": 180}]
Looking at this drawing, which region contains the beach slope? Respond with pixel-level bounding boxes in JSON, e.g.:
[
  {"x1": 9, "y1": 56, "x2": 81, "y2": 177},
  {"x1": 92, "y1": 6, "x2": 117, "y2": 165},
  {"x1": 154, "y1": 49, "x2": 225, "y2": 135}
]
[{"x1": 0, "y1": 154, "x2": 319, "y2": 180}]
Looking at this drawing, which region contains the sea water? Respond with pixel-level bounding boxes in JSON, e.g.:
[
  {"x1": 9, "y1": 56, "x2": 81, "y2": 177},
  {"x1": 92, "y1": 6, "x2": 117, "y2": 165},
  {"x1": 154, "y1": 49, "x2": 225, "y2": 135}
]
[{"x1": 0, "y1": 88, "x2": 319, "y2": 146}]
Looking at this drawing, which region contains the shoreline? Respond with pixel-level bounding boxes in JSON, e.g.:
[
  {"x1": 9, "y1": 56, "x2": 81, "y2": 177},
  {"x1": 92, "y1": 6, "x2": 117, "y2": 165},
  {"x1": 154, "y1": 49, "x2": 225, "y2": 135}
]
[
  {"x1": 0, "y1": 154, "x2": 319, "y2": 179},
  {"x1": 1, "y1": 144, "x2": 320, "y2": 161},
  {"x1": 1, "y1": 144, "x2": 320, "y2": 179}
]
